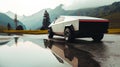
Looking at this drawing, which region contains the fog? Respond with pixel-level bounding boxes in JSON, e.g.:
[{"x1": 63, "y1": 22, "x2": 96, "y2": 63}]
[{"x1": 63, "y1": 0, "x2": 120, "y2": 10}]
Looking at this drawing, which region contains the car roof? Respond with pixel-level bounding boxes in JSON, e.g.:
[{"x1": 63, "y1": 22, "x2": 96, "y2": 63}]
[{"x1": 60, "y1": 16, "x2": 108, "y2": 22}]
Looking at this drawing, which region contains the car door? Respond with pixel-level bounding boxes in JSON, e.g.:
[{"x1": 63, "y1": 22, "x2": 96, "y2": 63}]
[{"x1": 51, "y1": 17, "x2": 65, "y2": 35}]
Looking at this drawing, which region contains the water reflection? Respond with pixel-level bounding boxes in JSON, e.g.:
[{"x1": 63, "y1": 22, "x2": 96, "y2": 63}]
[
  {"x1": 0, "y1": 37, "x2": 72, "y2": 67},
  {"x1": 64, "y1": 44, "x2": 100, "y2": 67},
  {"x1": 0, "y1": 41, "x2": 9, "y2": 45},
  {"x1": 14, "y1": 37, "x2": 19, "y2": 45},
  {"x1": 0, "y1": 36, "x2": 11, "y2": 45},
  {"x1": 44, "y1": 39, "x2": 101, "y2": 67},
  {"x1": 44, "y1": 39, "x2": 53, "y2": 49}
]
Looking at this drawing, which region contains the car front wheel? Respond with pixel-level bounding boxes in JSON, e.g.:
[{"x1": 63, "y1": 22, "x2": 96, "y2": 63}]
[{"x1": 64, "y1": 28, "x2": 74, "y2": 42}]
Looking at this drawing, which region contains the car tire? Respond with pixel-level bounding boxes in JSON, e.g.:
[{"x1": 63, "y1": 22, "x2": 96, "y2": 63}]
[
  {"x1": 64, "y1": 28, "x2": 74, "y2": 42},
  {"x1": 92, "y1": 33, "x2": 104, "y2": 42},
  {"x1": 48, "y1": 28, "x2": 54, "y2": 38}
]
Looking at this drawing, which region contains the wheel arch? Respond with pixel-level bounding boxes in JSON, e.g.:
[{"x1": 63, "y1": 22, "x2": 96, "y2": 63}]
[
  {"x1": 48, "y1": 27, "x2": 54, "y2": 38},
  {"x1": 64, "y1": 24, "x2": 74, "y2": 32},
  {"x1": 48, "y1": 27, "x2": 53, "y2": 32},
  {"x1": 64, "y1": 24, "x2": 75, "y2": 42}
]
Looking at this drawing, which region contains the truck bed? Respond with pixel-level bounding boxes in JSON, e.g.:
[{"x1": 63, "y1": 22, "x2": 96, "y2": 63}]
[{"x1": 79, "y1": 20, "x2": 109, "y2": 33}]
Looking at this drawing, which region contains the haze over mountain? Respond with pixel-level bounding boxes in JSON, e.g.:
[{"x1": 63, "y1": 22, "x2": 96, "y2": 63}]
[
  {"x1": 0, "y1": 12, "x2": 26, "y2": 30},
  {"x1": 6, "y1": 11, "x2": 26, "y2": 20},
  {"x1": 0, "y1": 13, "x2": 15, "y2": 29},
  {"x1": 5, "y1": 1, "x2": 120, "y2": 30}
]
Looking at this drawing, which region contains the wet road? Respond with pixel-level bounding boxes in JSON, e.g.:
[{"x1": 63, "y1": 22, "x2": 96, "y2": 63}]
[
  {"x1": 0, "y1": 34, "x2": 120, "y2": 67},
  {"x1": 0, "y1": 35, "x2": 71, "y2": 67}
]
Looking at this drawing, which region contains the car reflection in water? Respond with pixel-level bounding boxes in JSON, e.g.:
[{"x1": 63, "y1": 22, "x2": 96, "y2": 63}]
[{"x1": 44, "y1": 39, "x2": 101, "y2": 67}]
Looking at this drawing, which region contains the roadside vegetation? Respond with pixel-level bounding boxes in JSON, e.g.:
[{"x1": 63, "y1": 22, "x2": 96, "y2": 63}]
[
  {"x1": 108, "y1": 29, "x2": 120, "y2": 34},
  {"x1": 1, "y1": 30, "x2": 48, "y2": 34},
  {"x1": 0, "y1": 29, "x2": 120, "y2": 34}
]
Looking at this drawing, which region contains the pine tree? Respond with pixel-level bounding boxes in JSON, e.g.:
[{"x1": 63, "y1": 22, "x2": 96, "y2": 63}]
[
  {"x1": 7, "y1": 23, "x2": 11, "y2": 35},
  {"x1": 41, "y1": 10, "x2": 50, "y2": 30},
  {"x1": 16, "y1": 25, "x2": 24, "y2": 30},
  {"x1": 7, "y1": 23, "x2": 11, "y2": 30},
  {"x1": 14, "y1": 14, "x2": 18, "y2": 29}
]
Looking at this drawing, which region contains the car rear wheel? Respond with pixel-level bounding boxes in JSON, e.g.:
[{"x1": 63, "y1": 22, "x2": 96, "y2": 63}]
[
  {"x1": 48, "y1": 28, "x2": 54, "y2": 38},
  {"x1": 92, "y1": 33, "x2": 104, "y2": 42},
  {"x1": 64, "y1": 28, "x2": 74, "y2": 42}
]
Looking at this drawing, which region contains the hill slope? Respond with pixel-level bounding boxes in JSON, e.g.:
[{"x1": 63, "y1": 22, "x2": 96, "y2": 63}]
[
  {"x1": 0, "y1": 13, "x2": 15, "y2": 29},
  {"x1": 21, "y1": 9, "x2": 52, "y2": 30},
  {"x1": 0, "y1": 13, "x2": 26, "y2": 30},
  {"x1": 104, "y1": 12, "x2": 120, "y2": 29}
]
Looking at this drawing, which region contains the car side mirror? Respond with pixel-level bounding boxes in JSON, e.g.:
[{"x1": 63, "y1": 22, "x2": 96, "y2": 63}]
[{"x1": 53, "y1": 19, "x2": 57, "y2": 24}]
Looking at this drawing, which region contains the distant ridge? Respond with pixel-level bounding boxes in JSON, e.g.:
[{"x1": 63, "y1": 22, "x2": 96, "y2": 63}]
[
  {"x1": 5, "y1": 1, "x2": 120, "y2": 30},
  {"x1": 0, "y1": 12, "x2": 26, "y2": 30}
]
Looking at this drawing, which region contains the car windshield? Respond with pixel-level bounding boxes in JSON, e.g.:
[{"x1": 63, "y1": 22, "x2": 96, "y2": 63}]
[{"x1": 55, "y1": 17, "x2": 64, "y2": 23}]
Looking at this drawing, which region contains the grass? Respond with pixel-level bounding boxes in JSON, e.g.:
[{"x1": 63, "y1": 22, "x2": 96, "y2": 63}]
[
  {"x1": 108, "y1": 29, "x2": 120, "y2": 34},
  {"x1": 2, "y1": 30, "x2": 48, "y2": 34}
]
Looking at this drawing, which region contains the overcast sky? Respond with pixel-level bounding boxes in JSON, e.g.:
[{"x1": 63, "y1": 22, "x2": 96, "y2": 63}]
[{"x1": 0, "y1": 0, "x2": 119, "y2": 16}]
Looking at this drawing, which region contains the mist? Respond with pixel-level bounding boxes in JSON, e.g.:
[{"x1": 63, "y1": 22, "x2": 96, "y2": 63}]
[{"x1": 63, "y1": 0, "x2": 120, "y2": 10}]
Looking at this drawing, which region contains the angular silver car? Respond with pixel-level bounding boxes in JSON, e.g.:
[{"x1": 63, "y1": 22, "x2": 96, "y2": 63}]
[{"x1": 48, "y1": 16, "x2": 109, "y2": 41}]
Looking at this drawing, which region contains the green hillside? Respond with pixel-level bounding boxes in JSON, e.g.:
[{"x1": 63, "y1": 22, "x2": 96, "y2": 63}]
[
  {"x1": 104, "y1": 12, "x2": 120, "y2": 29},
  {"x1": 0, "y1": 25, "x2": 7, "y2": 32},
  {"x1": 0, "y1": 13, "x2": 26, "y2": 31}
]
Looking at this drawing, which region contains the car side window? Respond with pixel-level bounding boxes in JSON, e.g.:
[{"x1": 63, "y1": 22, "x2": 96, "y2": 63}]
[{"x1": 55, "y1": 17, "x2": 64, "y2": 23}]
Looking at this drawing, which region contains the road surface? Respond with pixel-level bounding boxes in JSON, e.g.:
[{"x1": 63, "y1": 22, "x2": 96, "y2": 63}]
[{"x1": 0, "y1": 34, "x2": 120, "y2": 67}]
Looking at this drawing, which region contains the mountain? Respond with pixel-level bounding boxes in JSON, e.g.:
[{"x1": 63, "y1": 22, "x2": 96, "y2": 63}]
[
  {"x1": 5, "y1": 1, "x2": 120, "y2": 29},
  {"x1": 21, "y1": 8, "x2": 52, "y2": 30},
  {"x1": 25, "y1": 2, "x2": 120, "y2": 29},
  {"x1": 76, "y1": 1, "x2": 120, "y2": 17},
  {"x1": 20, "y1": 4, "x2": 68, "y2": 30},
  {"x1": 0, "y1": 13, "x2": 15, "y2": 30},
  {"x1": 0, "y1": 12, "x2": 26, "y2": 30},
  {"x1": 67, "y1": 1, "x2": 120, "y2": 28},
  {"x1": 6, "y1": 11, "x2": 26, "y2": 20},
  {"x1": 48, "y1": 2, "x2": 120, "y2": 29}
]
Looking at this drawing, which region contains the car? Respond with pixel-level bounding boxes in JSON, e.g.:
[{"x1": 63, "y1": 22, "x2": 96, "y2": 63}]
[{"x1": 48, "y1": 16, "x2": 109, "y2": 41}]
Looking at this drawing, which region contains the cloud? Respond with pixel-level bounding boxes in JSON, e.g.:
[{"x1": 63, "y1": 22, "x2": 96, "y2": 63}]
[
  {"x1": 0, "y1": 0, "x2": 119, "y2": 15},
  {"x1": 63, "y1": 0, "x2": 120, "y2": 10}
]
